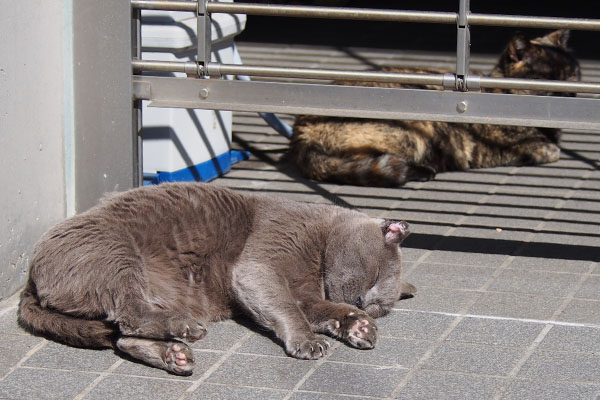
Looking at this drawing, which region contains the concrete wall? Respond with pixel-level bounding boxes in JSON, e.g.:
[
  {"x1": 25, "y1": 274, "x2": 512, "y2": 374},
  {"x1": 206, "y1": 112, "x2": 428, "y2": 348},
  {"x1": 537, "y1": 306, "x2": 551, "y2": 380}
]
[
  {"x1": 0, "y1": 0, "x2": 134, "y2": 301},
  {"x1": 72, "y1": 0, "x2": 136, "y2": 212}
]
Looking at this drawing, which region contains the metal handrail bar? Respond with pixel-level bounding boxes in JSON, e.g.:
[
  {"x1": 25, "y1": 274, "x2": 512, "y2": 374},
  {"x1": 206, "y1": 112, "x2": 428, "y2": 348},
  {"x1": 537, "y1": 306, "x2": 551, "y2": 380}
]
[
  {"x1": 132, "y1": 59, "x2": 199, "y2": 74},
  {"x1": 131, "y1": 0, "x2": 197, "y2": 12},
  {"x1": 132, "y1": 60, "x2": 600, "y2": 94},
  {"x1": 468, "y1": 14, "x2": 600, "y2": 30},
  {"x1": 207, "y1": 3, "x2": 455, "y2": 23},
  {"x1": 130, "y1": 1, "x2": 600, "y2": 31},
  {"x1": 210, "y1": 64, "x2": 447, "y2": 86},
  {"x1": 475, "y1": 76, "x2": 600, "y2": 94}
]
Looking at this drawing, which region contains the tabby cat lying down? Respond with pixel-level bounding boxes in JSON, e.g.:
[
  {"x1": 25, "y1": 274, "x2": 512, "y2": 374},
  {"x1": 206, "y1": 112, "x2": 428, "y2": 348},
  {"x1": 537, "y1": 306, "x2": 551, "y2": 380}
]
[
  {"x1": 18, "y1": 183, "x2": 415, "y2": 375},
  {"x1": 289, "y1": 30, "x2": 581, "y2": 187}
]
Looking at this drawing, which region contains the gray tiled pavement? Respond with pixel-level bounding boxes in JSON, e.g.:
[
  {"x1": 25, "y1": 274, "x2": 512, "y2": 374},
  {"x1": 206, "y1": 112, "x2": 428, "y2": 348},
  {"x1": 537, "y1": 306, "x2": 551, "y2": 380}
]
[{"x1": 1, "y1": 43, "x2": 599, "y2": 399}]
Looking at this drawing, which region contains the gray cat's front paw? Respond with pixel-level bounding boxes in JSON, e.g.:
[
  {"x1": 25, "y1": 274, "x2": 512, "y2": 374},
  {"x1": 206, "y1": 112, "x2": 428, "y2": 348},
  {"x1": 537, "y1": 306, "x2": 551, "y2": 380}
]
[
  {"x1": 287, "y1": 337, "x2": 330, "y2": 360},
  {"x1": 168, "y1": 318, "x2": 207, "y2": 342},
  {"x1": 328, "y1": 312, "x2": 377, "y2": 349}
]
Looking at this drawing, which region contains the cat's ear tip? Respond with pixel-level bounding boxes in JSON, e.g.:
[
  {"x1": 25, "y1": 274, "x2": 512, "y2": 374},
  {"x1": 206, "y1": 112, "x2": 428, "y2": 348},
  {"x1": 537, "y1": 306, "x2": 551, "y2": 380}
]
[
  {"x1": 399, "y1": 280, "x2": 417, "y2": 296},
  {"x1": 530, "y1": 29, "x2": 571, "y2": 49},
  {"x1": 380, "y1": 220, "x2": 410, "y2": 244}
]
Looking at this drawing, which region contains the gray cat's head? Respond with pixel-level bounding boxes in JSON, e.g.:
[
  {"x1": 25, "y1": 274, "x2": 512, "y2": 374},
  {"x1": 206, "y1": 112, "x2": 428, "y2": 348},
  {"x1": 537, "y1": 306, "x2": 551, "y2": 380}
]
[{"x1": 323, "y1": 217, "x2": 415, "y2": 318}]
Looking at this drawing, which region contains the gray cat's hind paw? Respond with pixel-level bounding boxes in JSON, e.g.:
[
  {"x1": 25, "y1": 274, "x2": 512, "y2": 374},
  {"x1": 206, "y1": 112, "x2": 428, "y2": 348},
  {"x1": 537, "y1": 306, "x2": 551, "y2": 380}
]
[
  {"x1": 287, "y1": 337, "x2": 330, "y2": 360},
  {"x1": 165, "y1": 342, "x2": 196, "y2": 375}
]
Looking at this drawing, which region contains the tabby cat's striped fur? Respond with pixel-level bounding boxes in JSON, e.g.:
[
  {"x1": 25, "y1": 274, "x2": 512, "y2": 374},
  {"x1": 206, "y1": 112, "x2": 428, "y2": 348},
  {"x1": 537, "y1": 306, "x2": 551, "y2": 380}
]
[{"x1": 289, "y1": 30, "x2": 580, "y2": 187}]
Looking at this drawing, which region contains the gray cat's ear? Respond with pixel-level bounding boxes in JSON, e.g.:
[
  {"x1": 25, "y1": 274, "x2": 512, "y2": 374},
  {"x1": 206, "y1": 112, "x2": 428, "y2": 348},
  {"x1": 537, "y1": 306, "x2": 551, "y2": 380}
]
[
  {"x1": 380, "y1": 220, "x2": 410, "y2": 245},
  {"x1": 531, "y1": 29, "x2": 570, "y2": 49},
  {"x1": 399, "y1": 280, "x2": 417, "y2": 299}
]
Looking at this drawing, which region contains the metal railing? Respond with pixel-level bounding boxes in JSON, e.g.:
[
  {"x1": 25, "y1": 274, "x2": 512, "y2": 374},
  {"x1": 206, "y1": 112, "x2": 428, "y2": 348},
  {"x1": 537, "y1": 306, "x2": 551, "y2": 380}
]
[
  {"x1": 131, "y1": 0, "x2": 600, "y2": 131},
  {"x1": 132, "y1": 1, "x2": 600, "y2": 29}
]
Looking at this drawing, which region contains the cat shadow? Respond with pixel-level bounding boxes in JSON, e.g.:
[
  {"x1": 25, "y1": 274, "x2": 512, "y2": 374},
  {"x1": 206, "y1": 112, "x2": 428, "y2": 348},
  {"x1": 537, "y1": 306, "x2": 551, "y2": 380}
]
[
  {"x1": 230, "y1": 315, "x2": 294, "y2": 354},
  {"x1": 233, "y1": 133, "x2": 356, "y2": 210},
  {"x1": 337, "y1": 46, "x2": 380, "y2": 70}
]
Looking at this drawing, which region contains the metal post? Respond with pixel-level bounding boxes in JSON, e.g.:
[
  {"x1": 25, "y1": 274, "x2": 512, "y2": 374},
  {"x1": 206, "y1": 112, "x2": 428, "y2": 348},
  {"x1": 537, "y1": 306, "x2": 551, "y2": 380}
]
[
  {"x1": 197, "y1": 0, "x2": 211, "y2": 76},
  {"x1": 132, "y1": 6, "x2": 143, "y2": 186},
  {"x1": 456, "y1": 0, "x2": 470, "y2": 91}
]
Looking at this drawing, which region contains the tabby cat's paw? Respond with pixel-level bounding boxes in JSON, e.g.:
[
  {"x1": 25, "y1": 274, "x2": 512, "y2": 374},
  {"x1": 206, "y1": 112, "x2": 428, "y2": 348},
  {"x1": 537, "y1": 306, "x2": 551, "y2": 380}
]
[
  {"x1": 536, "y1": 143, "x2": 561, "y2": 164},
  {"x1": 287, "y1": 337, "x2": 330, "y2": 360},
  {"x1": 406, "y1": 164, "x2": 436, "y2": 183}
]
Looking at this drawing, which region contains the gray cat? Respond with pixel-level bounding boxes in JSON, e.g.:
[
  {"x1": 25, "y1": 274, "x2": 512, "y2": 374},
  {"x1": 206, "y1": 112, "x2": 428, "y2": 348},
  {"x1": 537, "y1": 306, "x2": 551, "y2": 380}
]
[{"x1": 18, "y1": 183, "x2": 415, "y2": 375}]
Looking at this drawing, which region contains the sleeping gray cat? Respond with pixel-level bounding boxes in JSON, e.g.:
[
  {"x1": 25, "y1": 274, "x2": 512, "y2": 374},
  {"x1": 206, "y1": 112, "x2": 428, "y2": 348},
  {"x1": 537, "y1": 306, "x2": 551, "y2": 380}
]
[{"x1": 18, "y1": 182, "x2": 415, "y2": 375}]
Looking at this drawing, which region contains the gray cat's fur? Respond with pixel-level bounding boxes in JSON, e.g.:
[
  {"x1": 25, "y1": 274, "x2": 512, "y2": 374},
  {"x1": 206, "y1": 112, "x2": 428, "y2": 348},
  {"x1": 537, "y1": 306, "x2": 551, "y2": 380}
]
[{"x1": 18, "y1": 183, "x2": 415, "y2": 375}]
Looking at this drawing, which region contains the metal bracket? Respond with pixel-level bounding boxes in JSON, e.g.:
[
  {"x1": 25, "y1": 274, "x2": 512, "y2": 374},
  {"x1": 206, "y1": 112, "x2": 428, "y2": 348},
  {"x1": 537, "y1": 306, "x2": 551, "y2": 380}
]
[
  {"x1": 456, "y1": 0, "x2": 470, "y2": 91},
  {"x1": 197, "y1": 0, "x2": 211, "y2": 77},
  {"x1": 206, "y1": 62, "x2": 223, "y2": 78},
  {"x1": 132, "y1": 76, "x2": 600, "y2": 130}
]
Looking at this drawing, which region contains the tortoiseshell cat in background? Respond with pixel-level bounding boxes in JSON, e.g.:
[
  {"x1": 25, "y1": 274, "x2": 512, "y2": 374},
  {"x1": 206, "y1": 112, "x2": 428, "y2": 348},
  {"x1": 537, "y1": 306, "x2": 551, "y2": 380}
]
[{"x1": 289, "y1": 30, "x2": 581, "y2": 187}]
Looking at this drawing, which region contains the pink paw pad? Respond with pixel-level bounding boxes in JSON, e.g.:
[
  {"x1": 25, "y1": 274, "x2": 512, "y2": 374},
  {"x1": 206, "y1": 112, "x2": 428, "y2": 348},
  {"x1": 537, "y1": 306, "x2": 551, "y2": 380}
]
[
  {"x1": 344, "y1": 313, "x2": 376, "y2": 349},
  {"x1": 165, "y1": 342, "x2": 195, "y2": 375}
]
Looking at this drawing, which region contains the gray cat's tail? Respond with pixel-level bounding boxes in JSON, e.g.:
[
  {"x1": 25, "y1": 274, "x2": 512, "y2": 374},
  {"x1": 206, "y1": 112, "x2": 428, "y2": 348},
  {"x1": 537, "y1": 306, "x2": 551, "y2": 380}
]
[
  {"x1": 288, "y1": 144, "x2": 435, "y2": 187},
  {"x1": 18, "y1": 280, "x2": 116, "y2": 348}
]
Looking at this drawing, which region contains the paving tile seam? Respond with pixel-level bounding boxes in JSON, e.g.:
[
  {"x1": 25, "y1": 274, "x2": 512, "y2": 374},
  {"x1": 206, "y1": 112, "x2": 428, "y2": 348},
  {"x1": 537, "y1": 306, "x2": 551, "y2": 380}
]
[
  {"x1": 232, "y1": 351, "x2": 293, "y2": 359},
  {"x1": 9, "y1": 365, "x2": 102, "y2": 375},
  {"x1": 0, "y1": 339, "x2": 48, "y2": 383},
  {"x1": 391, "y1": 308, "x2": 600, "y2": 330},
  {"x1": 73, "y1": 359, "x2": 125, "y2": 400},
  {"x1": 466, "y1": 185, "x2": 592, "y2": 291},
  {"x1": 0, "y1": 292, "x2": 20, "y2": 312},
  {"x1": 536, "y1": 171, "x2": 592, "y2": 229},
  {"x1": 386, "y1": 275, "x2": 490, "y2": 399},
  {"x1": 294, "y1": 389, "x2": 387, "y2": 399},
  {"x1": 236, "y1": 183, "x2": 588, "y2": 204},
  {"x1": 491, "y1": 324, "x2": 554, "y2": 400},
  {"x1": 377, "y1": 334, "x2": 434, "y2": 342},
  {"x1": 414, "y1": 368, "x2": 509, "y2": 380},
  {"x1": 87, "y1": 365, "x2": 205, "y2": 382},
  {"x1": 473, "y1": 257, "x2": 516, "y2": 295},
  {"x1": 318, "y1": 359, "x2": 411, "y2": 370},
  {"x1": 196, "y1": 381, "x2": 289, "y2": 393},
  {"x1": 386, "y1": 314, "x2": 467, "y2": 398},
  {"x1": 0, "y1": 304, "x2": 16, "y2": 318},
  {"x1": 403, "y1": 170, "x2": 514, "y2": 247},
  {"x1": 409, "y1": 284, "x2": 590, "y2": 297},
  {"x1": 0, "y1": 332, "x2": 32, "y2": 338},
  {"x1": 178, "y1": 331, "x2": 256, "y2": 399},
  {"x1": 191, "y1": 348, "x2": 225, "y2": 354},
  {"x1": 413, "y1": 285, "x2": 600, "y2": 301},
  {"x1": 281, "y1": 341, "x2": 342, "y2": 400},
  {"x1": 504, "y1": 377, "x2": 600, "y2": 387},
  {"x1": 523, "y1": 348, "x2": 600, "y2": 357},
  {"x1": 414, "y1": 262, "x2": 593, "y2": 276},
  {"x1": 399, "y1": 187, "x2": 573, "y2": 199},
  {"x1": 420, "y1": 339, "x2": 543, "y2": 351},
  {"x1": 546, "y1": 262, "x2": 600, "y2": 330}
]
